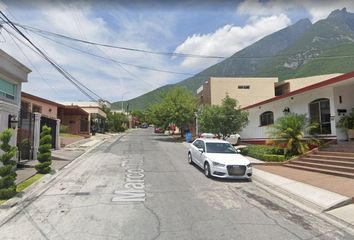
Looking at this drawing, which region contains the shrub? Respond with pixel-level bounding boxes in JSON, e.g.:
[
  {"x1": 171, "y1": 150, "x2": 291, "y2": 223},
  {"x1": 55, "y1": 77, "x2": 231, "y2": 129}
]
[
  {"x1": 35, "y1": 125, "x2": 52, "y2": 174},
  {"x1": 0, "y1": 129, "x2": 17, "y2": 199},
  {"x1": 240, "y1": 145, "x2": 286, "y2": 162},
  {"x1": 268, "y1": 113, "x2": 320, "y2": 157},
  {"x1": 60, "y1": 125, "x2": 69, "y2": 133}
]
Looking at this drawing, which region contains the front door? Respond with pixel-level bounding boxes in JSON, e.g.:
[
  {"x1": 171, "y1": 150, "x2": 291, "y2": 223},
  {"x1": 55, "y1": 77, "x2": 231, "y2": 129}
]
[{"x1": 309, "y1": 98, "x2": 331, "y2": 134}]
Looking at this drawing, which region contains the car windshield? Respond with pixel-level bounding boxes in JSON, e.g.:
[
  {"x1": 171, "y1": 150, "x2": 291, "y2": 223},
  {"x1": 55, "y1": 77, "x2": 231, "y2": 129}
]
[{"x1": 206, "y1": 142, "x2": 237, "y2": 154}]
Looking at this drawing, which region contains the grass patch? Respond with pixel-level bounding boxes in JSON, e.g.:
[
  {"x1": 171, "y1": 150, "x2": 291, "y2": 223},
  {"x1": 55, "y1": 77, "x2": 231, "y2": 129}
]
[
  {"x1": 0, "y1": 199, "x2": 5, "y2": 205},
  {"x1": 16, "y1": 174, "x2": 45, "y2": 193}
]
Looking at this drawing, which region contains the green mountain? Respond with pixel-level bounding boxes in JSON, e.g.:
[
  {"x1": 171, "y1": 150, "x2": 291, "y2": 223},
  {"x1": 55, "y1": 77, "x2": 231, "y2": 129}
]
[{"x1": 112, "y1": 8, "x2": 354, "y2": 110}]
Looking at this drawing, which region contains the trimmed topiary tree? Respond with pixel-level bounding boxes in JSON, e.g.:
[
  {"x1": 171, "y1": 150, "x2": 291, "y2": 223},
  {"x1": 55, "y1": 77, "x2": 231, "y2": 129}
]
[
  {"x1": 0, "y1": 129, "x2": 17, "y2": 199},
  {"x1": 35, "y1": 125, "x2": 52, "y2": 174}
]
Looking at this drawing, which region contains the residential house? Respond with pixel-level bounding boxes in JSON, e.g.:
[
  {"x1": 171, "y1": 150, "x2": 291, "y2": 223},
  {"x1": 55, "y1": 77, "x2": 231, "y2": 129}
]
[
  {"x1": 59, "y1": 101, "x2": 107, "y2": 134},
  {"x1": 241, "y1": 73, "x2": 352, "y2": 143},
  {"x1": 57, "y1": 105, "x2": 90, "y2": 135},
  {"x1": 196, "y1": 73, "x2": 350, "y2": 143},
  {"x1": 0, "y1": 50, "x2": 31, "y2": 147},
  {"x1": 20, "y1": 92, "x2": 62, "y2": 150},
  {"x1": 197, "y1": 77, "x2": 278, "y2": 108}
]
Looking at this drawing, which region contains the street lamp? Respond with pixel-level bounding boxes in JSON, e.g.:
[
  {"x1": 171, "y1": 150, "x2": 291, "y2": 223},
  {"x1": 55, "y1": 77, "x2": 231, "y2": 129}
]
[{"x1": 121, "y1": 91, "x2": 129, "y2": 113}]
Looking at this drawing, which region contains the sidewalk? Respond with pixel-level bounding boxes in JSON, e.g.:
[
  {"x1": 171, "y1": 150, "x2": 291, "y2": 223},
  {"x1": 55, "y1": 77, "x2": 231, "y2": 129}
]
[
  {"x1": 15, "y1": 133, "x2": 113, "y2": 184},
  {"x1": 253, "y1": 165, "x2": 354, "y2": 230}
]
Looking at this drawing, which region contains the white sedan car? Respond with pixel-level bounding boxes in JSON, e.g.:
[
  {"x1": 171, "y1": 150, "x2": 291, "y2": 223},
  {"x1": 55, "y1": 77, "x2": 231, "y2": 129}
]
[{"x1": 188, "y1": 138, "x2": 252, "y2": 180}]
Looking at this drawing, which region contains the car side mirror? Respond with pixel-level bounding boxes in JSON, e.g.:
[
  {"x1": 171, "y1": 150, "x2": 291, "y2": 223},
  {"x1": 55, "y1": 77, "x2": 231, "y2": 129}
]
[{"x1": 198, "y1": 148, "x2": 204, "y2": 153}]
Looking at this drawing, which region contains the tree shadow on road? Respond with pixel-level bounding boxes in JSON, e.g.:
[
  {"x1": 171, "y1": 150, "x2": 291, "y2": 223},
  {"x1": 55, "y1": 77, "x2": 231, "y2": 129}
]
[{"x1": 153, "y1": 135, "x2": 184, "y2": 143}]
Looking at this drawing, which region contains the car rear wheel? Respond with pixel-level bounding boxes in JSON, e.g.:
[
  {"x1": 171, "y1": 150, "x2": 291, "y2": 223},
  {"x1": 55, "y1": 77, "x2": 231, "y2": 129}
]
[
  {"x1": 188, "y1": 153, "x2": 193, "y2": 165},
  {"x1": 204, "y1": 162, "x2": 211, "y2": 178}
]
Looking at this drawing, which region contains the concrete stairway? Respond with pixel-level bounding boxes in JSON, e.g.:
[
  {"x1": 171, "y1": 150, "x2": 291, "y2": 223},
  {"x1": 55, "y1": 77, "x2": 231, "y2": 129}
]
[{"x1": 284, "y1": 142, "x2": 354, "y2": 178}]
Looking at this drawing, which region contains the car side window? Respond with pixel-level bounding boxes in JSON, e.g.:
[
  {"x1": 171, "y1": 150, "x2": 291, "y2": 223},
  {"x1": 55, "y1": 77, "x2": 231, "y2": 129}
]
[{"x1": 193, "y1": 140, "x2": 200, "y2": 148}]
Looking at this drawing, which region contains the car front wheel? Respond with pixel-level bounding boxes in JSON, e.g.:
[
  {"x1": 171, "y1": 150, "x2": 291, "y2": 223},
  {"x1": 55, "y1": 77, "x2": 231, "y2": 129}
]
[
  {"x1": 188, "y1": 153, "x2": 193, "y2": 165},
  {"x1": 204, "y1": 162, "x2": 211, "y2": 178}
]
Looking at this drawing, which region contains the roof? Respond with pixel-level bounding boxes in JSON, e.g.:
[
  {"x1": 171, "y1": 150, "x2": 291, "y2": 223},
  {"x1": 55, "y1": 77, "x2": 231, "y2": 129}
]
[
  {"x1": 243, "y1": 71, "x2": 354, "y2": 110},
  {"x1": 21, "y1": 92, "x2": 64, "y2": 107},
  {"x1": 0, "y1": 49, "x2": 31, "y2": 74},
  {"x1": 58, "y1": 105, "x2": 89, "y2": 116}
]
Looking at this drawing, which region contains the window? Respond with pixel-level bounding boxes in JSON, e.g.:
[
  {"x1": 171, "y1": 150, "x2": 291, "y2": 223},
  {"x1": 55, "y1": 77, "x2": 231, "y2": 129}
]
[
  {"x1": 238, "y1": 85, "x2": 250, "y2": 89},
  {"x1": 0, "y1": 78, "x2": 17, "y2": 101},
  {"x1": 32, "y1": 104, "x2": 42, "y2": 113},
  {"x1": 193, "y1": 140, "x2": 205, "y2": 151},
  {"x1": 260, "y1": 111, "x2": 274, "y2": 126},
  {"x1": 309, "y1": 98, "x2": 331, "y2": 134}
]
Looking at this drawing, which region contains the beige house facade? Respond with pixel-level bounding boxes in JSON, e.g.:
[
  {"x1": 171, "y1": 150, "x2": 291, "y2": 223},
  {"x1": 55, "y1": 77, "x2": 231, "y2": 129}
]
[{"x1": 197, "y1": 77, "x2": 278, "y2": 108}]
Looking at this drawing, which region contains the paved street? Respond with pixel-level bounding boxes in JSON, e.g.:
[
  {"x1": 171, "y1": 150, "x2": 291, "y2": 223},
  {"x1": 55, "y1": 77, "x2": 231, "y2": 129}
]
[{"x1": 0, "y1": 129, "x2": 353, "y2": 240}]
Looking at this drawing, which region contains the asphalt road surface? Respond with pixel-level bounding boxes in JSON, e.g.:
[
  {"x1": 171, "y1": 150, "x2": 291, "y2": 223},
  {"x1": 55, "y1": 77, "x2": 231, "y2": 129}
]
[{"x1": 0, "y1": 129, "x2": 353, "y2": 240}]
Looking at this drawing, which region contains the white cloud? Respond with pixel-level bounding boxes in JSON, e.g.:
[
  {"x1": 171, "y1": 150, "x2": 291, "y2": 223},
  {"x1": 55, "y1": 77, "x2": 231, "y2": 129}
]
[
  {"x1": 174, "y1": 14, "x2": 291, "y2": 69},
  {"x1": 0, "y1": 0, "x2": 181, "y2": 102}
]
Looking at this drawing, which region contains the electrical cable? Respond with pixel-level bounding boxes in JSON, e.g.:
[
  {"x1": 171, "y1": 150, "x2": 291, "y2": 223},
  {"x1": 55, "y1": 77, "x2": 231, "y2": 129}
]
[
  {"x1": 11, "y1": 22, "x2": 225, "y2": 59},
  {"x1": 4, "y1": 27, "x2": 62, "y2": 99},
  {"x1": 0, "y1": 11, "x2": 103, "y2": 102}
]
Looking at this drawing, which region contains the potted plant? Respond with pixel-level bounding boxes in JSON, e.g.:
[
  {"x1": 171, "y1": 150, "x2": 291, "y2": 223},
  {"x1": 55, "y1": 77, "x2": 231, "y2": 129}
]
[{"x1": 336, "y1": 109, "x2": 354, "y2": 140}]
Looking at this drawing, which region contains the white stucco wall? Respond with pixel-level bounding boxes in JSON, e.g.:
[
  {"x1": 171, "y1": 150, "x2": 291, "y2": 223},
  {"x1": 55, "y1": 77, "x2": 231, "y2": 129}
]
[
  {"x1": 0, "y1": 101, "x2": 20, "y2": 146},
  {"x1": 241, "y1": 86, "x2": 336, "y2": 140},
  {"x1": 333, "y1": 84, "x2": 354, "y2": 140}
]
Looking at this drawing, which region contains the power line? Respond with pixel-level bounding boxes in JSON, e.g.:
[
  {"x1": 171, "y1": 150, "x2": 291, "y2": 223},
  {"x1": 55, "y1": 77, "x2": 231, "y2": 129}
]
[
  {"x1": 4, "y1": 27, "x2": 62, "y2": 99},
  {"x1": 0, "y1": 11, "x2": 103, "y2": 102},
  {"x1": 32, "y1": 30, "x2": 196, "y2": 76},
  {"x1": 11, "y1": 22, "x2": 226, "y2": 59},
  {"x1": 10, "y1": 21, "x2": 354, "y2": 61}
]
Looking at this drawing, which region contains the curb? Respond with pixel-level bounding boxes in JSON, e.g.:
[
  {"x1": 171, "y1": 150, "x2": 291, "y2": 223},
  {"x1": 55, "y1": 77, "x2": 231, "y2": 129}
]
[{"x1": 0, "y1": 133, "x2": 125, "y2": 227}]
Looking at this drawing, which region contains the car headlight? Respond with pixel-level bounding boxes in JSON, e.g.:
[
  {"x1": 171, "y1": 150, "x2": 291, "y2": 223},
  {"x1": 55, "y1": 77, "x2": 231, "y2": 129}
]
[
  {"x1": 212, "y1": 161, "x2": 225, "y2": 167},
  {"x1": 247, "y1": 163, "x2": 252, "y2": 168}
]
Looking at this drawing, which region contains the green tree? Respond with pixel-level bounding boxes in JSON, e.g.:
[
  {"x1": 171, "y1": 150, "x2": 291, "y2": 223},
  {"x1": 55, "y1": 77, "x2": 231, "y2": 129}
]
[
  {"x1": 146, "y1": 103, "x2": 169, "y2": 130},
  {"x1": 35, "y1": 125, "x2": 52, "y2": 174},
  {"x1": 198, "y1": 96, "x2": 249, "y2": 139},
  {"x1": 107, "y1": 112, "x2": 128, "y2": 132},
  {"x1": 268, "y1": 113, "x2": 320, "y2": 157},
  {"x1": 131, "y1": 109, "x2": 145, "y2": 126},
  {"x1": 0, "y1": 129, "x2": 17, "y2": 199},
  {"x1": 149, "y1": 87, "x2": 197, "y2": 136}
]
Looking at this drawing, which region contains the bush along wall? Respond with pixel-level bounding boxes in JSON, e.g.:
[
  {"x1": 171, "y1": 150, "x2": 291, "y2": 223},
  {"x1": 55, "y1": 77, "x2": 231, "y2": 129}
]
[
  {"x1": 35, "y1": 125, "x2": 52, "y2": 174},
  {"x1": 0, "y1": 129, "x2": 17, "y2": 199}
]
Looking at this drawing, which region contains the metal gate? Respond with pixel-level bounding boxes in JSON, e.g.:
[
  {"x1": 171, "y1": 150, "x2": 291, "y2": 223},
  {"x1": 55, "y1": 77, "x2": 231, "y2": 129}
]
[
  {"x1": 40, "y1": 117, "x2": 57, "y2": 149},
  {"x1": 17, "y1": 110, "x2": 35, "y2": 162}
]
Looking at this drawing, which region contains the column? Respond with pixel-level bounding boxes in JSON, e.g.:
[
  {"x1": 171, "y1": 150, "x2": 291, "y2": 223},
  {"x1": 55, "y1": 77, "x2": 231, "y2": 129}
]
[
  {"x1": 55, "y1": 119, "x2": 60, "y2": 150},
  {"x1": 33, "y1": 112, "x2": 41, "y2": 160}
]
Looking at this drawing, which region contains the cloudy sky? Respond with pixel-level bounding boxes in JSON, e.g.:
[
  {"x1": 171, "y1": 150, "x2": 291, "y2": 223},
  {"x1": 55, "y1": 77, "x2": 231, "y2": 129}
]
[{"x1": 1, "y1": 0, "x2": 354, "y2": 103}]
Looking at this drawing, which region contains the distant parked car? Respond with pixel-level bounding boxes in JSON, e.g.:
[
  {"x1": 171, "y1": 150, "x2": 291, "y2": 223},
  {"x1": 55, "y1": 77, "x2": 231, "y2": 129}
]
[
  {"x1": 154, "y1": 127, "x2": 163, "y2": 133},
  {"x1": 199, "y1": 132, "x2": 241, "y2": 145},
  {"x1": 198, "y1": 133, "x2": 217, "y2": 138},
  {"x1": 188, "y1": 138, "x2": 252, "y2": 180},
  {"x1": 225, "y1": 133, "x2": 241, "y2": 145},
  {"x1": 140, "y1": 123, "x2": 148, "y2": 128}
]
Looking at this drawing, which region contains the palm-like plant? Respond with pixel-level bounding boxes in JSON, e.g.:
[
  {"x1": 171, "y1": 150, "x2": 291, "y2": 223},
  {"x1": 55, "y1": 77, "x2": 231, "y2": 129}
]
[{"x1": 268, "y1": 113, "x2": 319, "y2": 157}]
